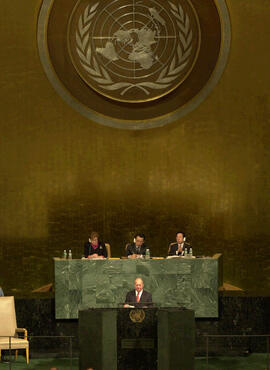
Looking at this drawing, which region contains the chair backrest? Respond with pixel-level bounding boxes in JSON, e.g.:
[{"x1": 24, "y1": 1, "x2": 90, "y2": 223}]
[
  {"x1": 105, "y1": 243, "x2": 111, "y2": 258},
  {"x1": 0, "y1": 296, "x2": 17, "y2": 337},
  {"x1": 168, "y1": 242, "x2": 175, "y2": 254}
]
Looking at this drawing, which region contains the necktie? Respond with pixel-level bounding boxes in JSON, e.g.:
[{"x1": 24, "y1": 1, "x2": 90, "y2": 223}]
[{"x1": 136, "y1": 293, "x2": 140, "y2": 303}]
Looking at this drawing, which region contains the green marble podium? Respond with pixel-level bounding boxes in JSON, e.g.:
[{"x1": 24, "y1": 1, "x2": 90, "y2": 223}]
[{"x1": 54, "y1": 255, "x2": 222, "y2": 319}]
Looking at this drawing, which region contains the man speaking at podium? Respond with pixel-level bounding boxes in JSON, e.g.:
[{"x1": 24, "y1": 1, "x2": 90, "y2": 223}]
[{"x1": 124, "y1": 278, "x2": 153, "y2": 308}]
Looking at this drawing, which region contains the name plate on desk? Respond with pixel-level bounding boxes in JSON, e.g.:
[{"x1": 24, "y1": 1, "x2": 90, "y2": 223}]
[{"x1": 121, "y1": 338, "x2": 155, "y2": 349}]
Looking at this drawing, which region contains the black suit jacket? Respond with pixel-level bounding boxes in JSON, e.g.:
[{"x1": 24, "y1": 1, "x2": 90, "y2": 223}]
[
  {"x1": 125, "y1": 289, "x2": 153, "y2": 307},
  {"x1": 126, "y1": 242, "x2": 149, "y2": 256},
  {"x1": 84, "y1": 241, "x2": 107, "y2": 258},
  {"x1": 168, "y1": 242, "x2": 191, "y2": 256}
]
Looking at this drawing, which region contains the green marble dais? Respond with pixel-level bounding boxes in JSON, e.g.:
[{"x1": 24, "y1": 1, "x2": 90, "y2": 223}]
[{"x1": 54, "y1": 258, "x2": 220, "y2": 319}]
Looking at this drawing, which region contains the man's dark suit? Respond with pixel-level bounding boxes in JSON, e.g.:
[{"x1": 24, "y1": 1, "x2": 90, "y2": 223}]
[
  {"x1": 168, "y1": 242, "x2": 191, "y2": 256},
  {"x1": 125, "y1": 289, "x2": 153, "y2": 307},
  {"x1": 125, "y1": 242, "x2": 149, "y2": 257}
]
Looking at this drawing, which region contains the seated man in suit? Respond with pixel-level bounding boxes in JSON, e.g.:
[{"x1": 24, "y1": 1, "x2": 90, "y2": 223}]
[
  {"x1": 125, "y1": 233, "x2": 149, "y2": 259},
  {"x1": 168, "y1": 231, "x2": 191, "y2": 256},
  {"x1": 124, "y1": 278, "x2": 153, "y2": 308}
]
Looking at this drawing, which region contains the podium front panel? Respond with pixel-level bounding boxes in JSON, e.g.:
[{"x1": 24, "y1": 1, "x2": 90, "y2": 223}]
[{"x1": 79, "y1": 308, "x2": 194, "y2": 370}]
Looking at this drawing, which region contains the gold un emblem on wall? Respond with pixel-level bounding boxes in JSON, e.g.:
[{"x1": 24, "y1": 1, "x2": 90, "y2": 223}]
[
  {"x1": 68, "y1": 0, "x2": 200, "y2": 103},
  {"x1": 38, "y1": 0, "x2": 231, "y2": 129}
]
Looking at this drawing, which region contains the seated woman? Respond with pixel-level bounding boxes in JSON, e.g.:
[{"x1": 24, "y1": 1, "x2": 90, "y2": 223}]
[{"x1": 84, "y1": 231, "x2": 107, "y2": 259}]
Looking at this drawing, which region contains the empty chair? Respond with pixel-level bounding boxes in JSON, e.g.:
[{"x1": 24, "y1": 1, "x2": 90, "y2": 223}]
[{"x1": 0, "y1": 296, "x2": 29, "y2": 363}]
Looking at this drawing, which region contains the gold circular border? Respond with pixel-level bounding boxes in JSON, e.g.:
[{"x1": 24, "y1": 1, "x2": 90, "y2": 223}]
[
  {"x1": 37, "y1": 0, "x2": 231, "y2": 129},
  {"x1": 129, "y1": 308, "x2": 145, "y2": 323},
  {"x1": 67, "y1": 0, "x2": 201, "y2": 103}
]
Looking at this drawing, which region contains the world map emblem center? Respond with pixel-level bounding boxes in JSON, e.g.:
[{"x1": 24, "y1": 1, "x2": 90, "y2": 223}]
[{"x1": 38, "y1": 0, "x2": 231, "y2": 129}]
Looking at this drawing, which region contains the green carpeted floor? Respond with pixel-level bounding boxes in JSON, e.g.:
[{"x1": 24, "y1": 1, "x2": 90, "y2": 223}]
[
  {"x1": 195, "y1": 353, "x2": 269, "y2": 369},
  {"x1": 0, "y1": 354, "x2": 268, "y2": 369},
  {"x1": 0, "y1": 357, "x2": 78, "y2": 369}
]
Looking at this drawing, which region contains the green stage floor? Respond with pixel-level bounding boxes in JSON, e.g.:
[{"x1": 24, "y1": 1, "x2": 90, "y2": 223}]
[
  {"x1": 0, "y1": 354, "x2": 268, "y2": 369},
  {"x1": 195, "y1": 354, "x2": 269, "y2": 369}
]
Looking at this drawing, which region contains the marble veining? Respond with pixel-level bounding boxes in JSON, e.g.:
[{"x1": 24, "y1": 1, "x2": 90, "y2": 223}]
[{"x1": 54, "y1": 258, "x2": 219, "y2": 319}]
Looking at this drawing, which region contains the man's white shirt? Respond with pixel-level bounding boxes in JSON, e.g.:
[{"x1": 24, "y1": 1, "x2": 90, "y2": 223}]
[{"x1": 176, "y1": 243, "x2": 185, "y2": 256}]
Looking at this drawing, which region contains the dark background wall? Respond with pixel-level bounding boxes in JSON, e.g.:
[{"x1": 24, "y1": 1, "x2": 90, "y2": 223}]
[
  {"x1": 15, "y1": 297, "x2": 270, "y2": 356},
  {"x1": 0, "y1": 0, "x2": 270, "y2": 297}
]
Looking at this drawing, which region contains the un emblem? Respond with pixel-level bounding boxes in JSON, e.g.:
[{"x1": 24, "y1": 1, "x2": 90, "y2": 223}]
[
  {"x1": 68, "y1": 0, "x2": 200, "y2": 102},
  {"x1": 38, "y1": 0, "x2": 231, "y2": 129},
  {"x1": 129, "y1": 309, "x2": 145, "y2": 323}
]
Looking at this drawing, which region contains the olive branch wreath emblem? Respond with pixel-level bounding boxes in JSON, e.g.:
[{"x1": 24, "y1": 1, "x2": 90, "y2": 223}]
[{"x1": 75, "y1": 1, "x2": 193, "y2": 96}]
